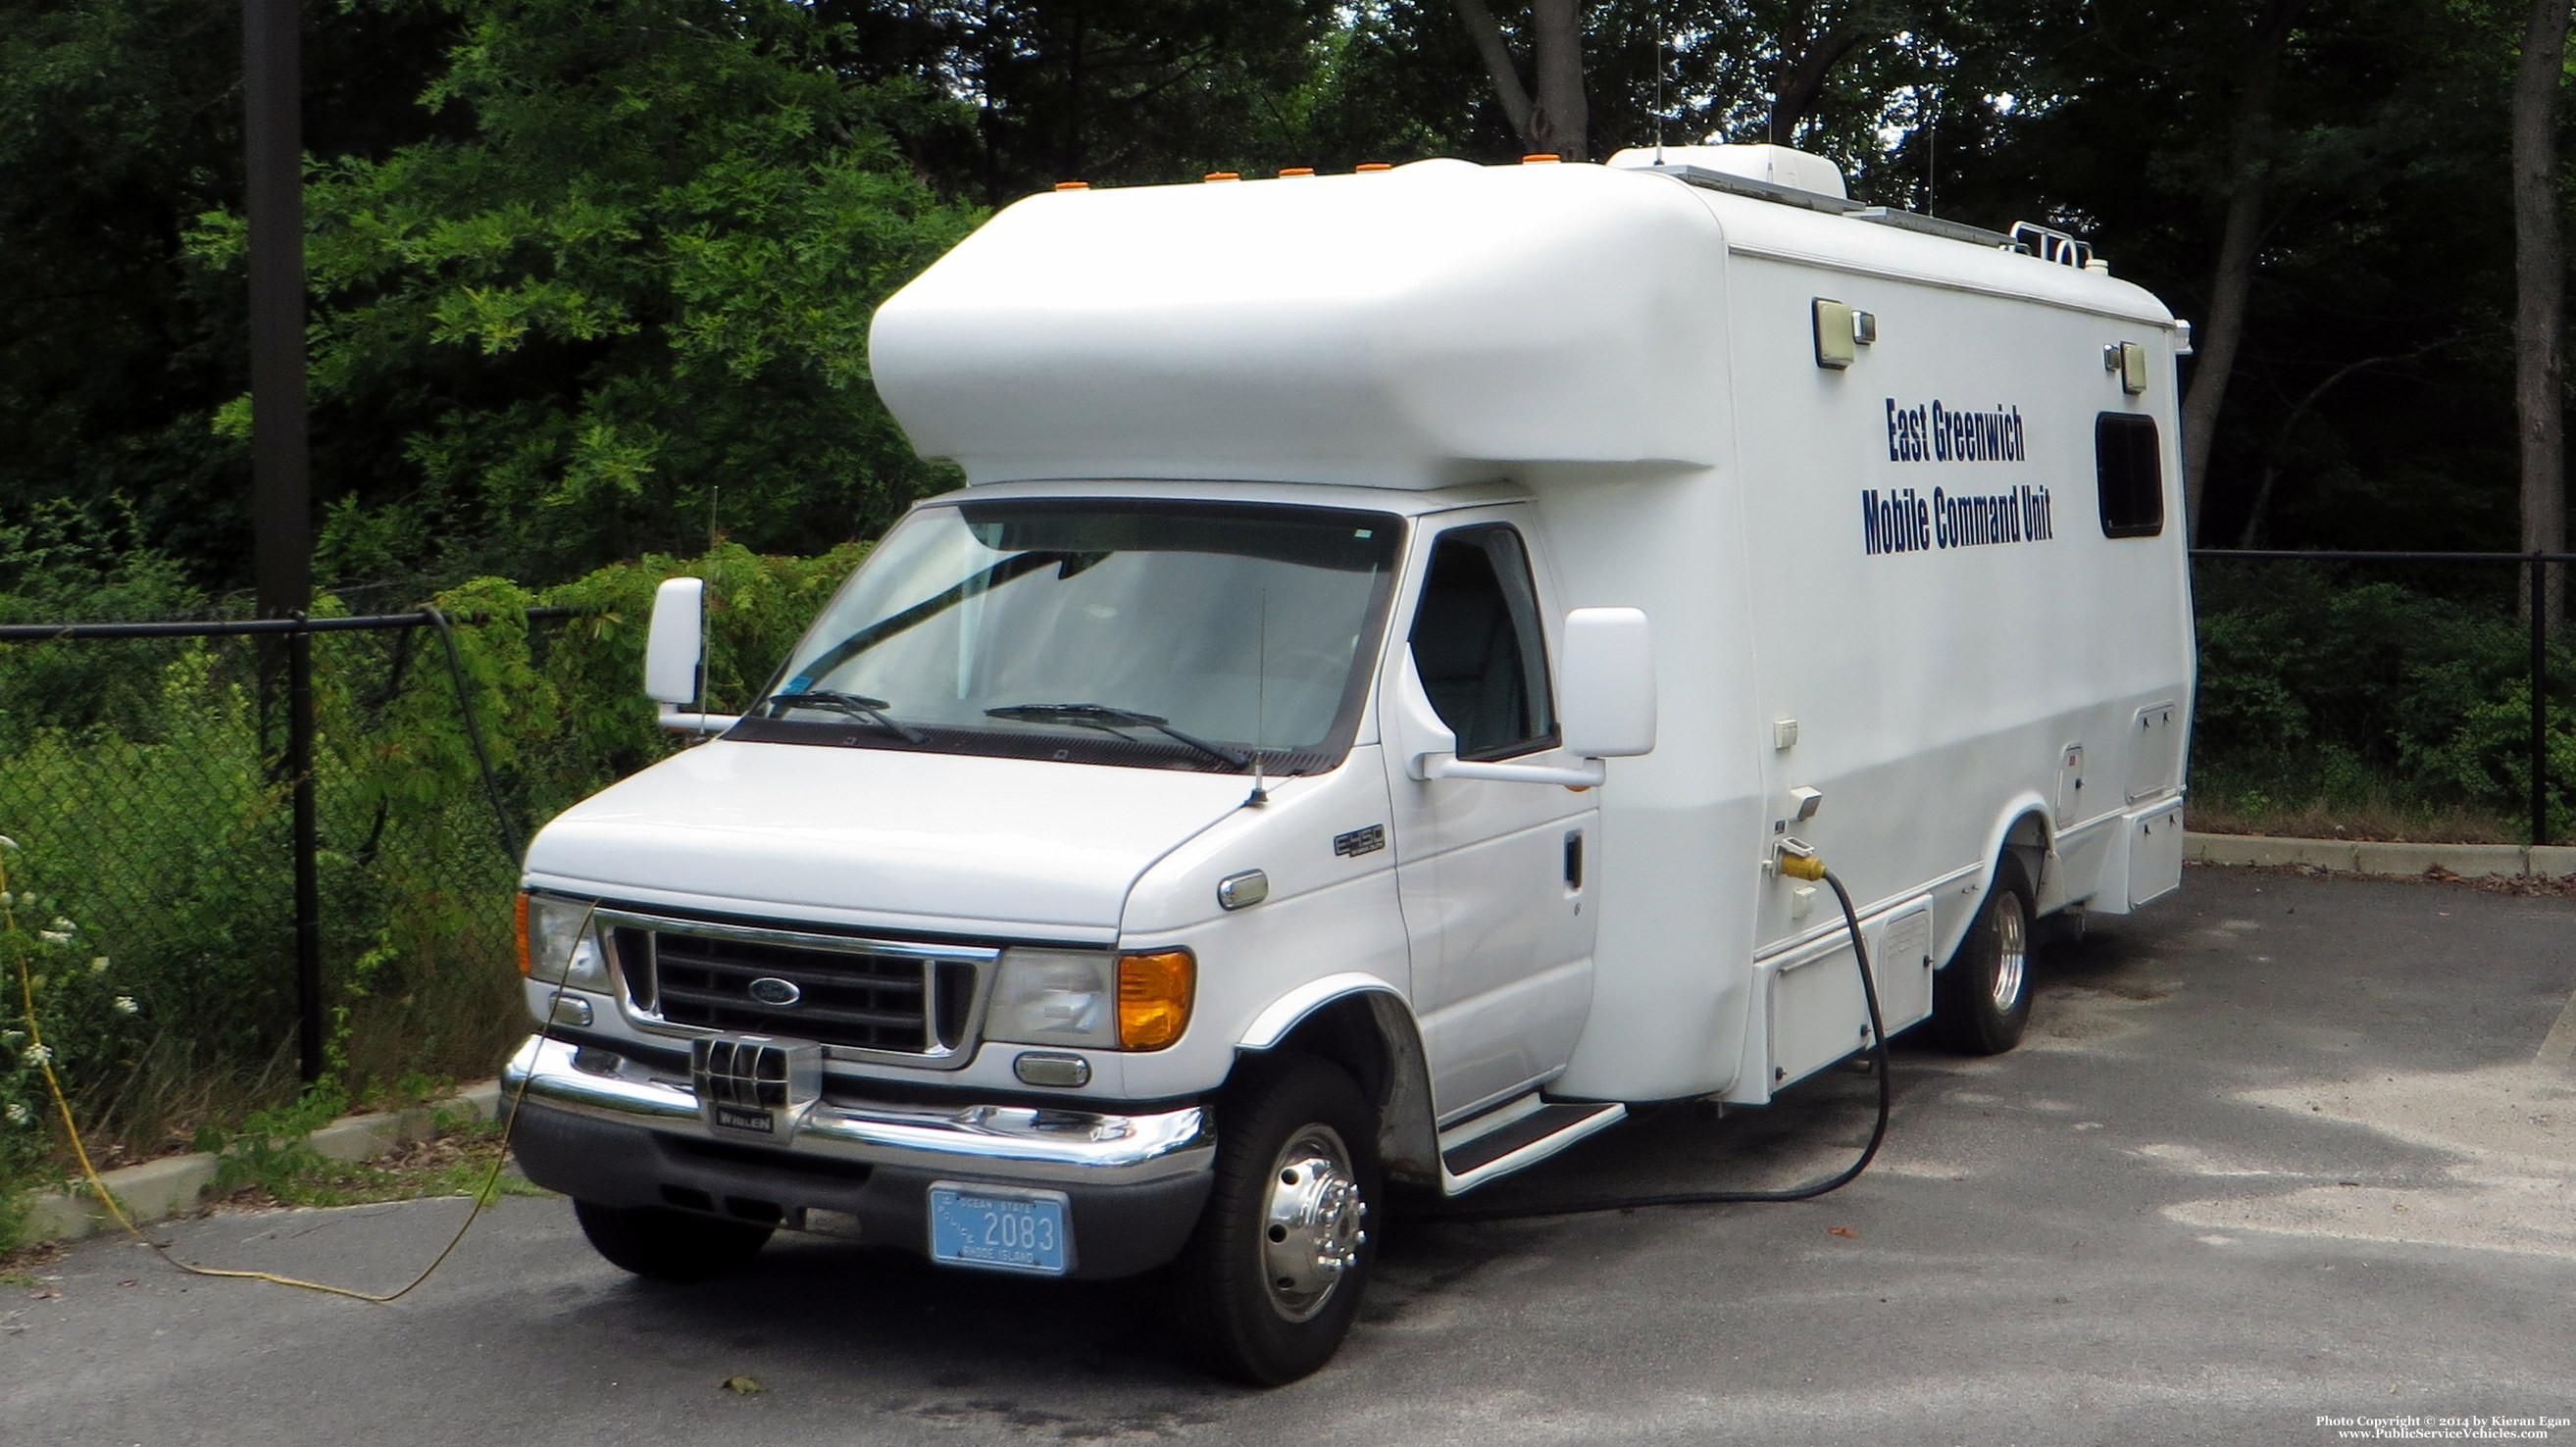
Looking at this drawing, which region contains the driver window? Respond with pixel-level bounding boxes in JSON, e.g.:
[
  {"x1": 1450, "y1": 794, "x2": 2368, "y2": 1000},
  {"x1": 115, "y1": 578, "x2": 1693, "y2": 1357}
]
[{"x1": 1408, "y1": 525, "x2": 1558, "y2": 760}]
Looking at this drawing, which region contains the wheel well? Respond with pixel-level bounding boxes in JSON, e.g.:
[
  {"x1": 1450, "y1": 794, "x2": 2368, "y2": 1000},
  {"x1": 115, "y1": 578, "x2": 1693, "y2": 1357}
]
[
  {"x1": 1263, "y1": 995, "x2": 1391, "y2": 1107},
  {"x1": 2003, "y1": 811, "x2": 2049, "y2": 894},
  {"x1": 1240, "y1": 992, "x2": 1439, "y2": 1187}
]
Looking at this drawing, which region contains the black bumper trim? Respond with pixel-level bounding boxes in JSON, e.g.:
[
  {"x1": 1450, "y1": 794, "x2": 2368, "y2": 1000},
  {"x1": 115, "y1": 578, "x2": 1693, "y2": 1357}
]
[{"x1": 513, "y1": 1100, "x2": 1211, "y2": 1280}]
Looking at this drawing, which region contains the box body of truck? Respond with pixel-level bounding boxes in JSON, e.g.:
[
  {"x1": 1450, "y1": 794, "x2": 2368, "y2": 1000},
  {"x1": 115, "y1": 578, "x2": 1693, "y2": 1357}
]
[{"x1": 502, "y1": 148, "x2": 2194, "y2": 1381}]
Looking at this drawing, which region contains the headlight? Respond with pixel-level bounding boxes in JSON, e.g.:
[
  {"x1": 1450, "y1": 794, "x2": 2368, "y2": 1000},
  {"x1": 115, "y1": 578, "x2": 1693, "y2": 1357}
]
[
  {"x1": 988, "y1": 946, "x2": 1195, "y2": 1052},
  {"x1": 517, "y1": 892, "x2": 611, "y2": 990},
  {"x1": 988, "y1": 949, "x2": 1118, "y2": 1048}
]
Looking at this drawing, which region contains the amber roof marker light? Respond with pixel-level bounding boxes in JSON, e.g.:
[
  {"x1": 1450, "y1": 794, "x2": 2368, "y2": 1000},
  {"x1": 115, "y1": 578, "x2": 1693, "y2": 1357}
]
[
  {"x1": 1204, "y1": 172, "x2": 1241, "y2": 182},
  {"x1": 1522, "y1": 153, "x2": 1562, "y2": 164},
  {"x1": 1354, "y1": 162, "x2": 1393, "y2": 172},
  {"x1": 1278, "y1": 167, "x2": 1317, "y2": 177},
  {"x1": 1053, "y1": 180, "x2": 1090, "y2": 190}
]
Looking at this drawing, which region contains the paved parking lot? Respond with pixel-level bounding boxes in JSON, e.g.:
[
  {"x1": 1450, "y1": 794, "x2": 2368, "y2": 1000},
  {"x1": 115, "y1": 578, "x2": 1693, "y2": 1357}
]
[{"x1": 7, "y1": 865, "x2": 2573, "y2": 1445}]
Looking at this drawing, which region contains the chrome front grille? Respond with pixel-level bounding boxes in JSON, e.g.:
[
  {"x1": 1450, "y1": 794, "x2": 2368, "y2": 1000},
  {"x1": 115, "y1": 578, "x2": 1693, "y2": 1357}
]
[{"x1": 599, "y1": 911, "x2": 998, "y2": 1067}]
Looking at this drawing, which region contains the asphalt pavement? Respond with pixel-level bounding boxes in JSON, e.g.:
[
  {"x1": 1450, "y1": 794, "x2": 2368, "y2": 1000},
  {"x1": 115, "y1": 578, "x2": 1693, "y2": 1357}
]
[{"x1": 7, "y1": 865, "x2": 2573, "y2": 1446}]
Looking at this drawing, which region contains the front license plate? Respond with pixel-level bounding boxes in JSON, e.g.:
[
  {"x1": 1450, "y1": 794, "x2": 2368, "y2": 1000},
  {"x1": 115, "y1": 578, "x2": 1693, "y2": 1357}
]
[{"x1": 927, "y1": 1183, "x2": 1072, "y2": 1276}]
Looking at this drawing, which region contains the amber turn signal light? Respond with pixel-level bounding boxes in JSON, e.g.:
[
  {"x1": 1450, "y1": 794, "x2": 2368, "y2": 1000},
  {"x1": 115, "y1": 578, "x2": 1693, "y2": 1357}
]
[
  {"x1": 1116, "y1": 950, "x2": 1195, "y2": 1050},
  {"x1": 514, "y1": 891, "x2": 532, "y2": 975}
]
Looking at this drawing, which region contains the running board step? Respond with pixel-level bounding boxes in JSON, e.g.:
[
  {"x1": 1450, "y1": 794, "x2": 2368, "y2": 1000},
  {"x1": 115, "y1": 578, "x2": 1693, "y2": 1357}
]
[{"x1": 1437, "y1": 1096, "x2": 1627, "y2": 1196}]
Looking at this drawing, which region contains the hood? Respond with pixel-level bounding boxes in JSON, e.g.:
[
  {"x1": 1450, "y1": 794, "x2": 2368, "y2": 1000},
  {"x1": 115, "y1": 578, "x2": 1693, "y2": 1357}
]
[{"x1": 523, "y1": 739, "x2": 1254, "y2": 939}]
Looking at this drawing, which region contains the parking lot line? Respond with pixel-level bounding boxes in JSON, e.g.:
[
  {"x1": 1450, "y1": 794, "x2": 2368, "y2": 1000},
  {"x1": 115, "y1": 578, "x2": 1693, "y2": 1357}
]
[{"x1": 2538, "y1": 983, "x2": 2576, "y2": 1070}]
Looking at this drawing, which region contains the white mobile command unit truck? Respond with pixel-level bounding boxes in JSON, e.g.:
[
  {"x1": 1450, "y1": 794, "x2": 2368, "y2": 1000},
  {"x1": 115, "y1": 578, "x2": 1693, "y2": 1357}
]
[{"x1": 503, "y1": 145, "x2": 2195, "y2": 1382}]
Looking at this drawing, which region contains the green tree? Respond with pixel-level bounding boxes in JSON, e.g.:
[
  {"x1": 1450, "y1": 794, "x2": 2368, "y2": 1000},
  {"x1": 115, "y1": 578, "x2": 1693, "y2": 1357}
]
[
  {"x1": 0, "y1": 0, "x2": 460, "y2": 592},
  {"x1": 190, "y1": 0, "x2": 983, "y2": 587}
]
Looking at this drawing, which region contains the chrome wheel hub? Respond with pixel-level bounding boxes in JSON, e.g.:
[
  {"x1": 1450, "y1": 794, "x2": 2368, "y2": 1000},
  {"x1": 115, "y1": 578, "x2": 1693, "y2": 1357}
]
[
  {"x1": 1992, "y1": 896, "x2": 2029, "y2": 1012},
  {"x1": 1259, "y1": 1123, "x2": 1368, "y2": 1322}
]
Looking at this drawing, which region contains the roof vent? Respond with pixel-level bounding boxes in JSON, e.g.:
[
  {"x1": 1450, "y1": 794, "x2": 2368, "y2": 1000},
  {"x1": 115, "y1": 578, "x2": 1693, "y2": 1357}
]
[{"x1": 1603, "y1": 144, "x2": 1846, "y2": 200}]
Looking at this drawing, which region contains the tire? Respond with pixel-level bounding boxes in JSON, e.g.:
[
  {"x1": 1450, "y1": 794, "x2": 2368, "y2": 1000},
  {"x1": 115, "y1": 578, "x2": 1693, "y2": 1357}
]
[
  {"x1": 1171, "y1": 1055, "x2": 1382, "y2": 1385},
  {"x1": 573, "y1": 1198, "x2": 773, "y2": 1282},
  {"x1": 1934, "y1": 854, "x2": 2036, "y2": 1055}
]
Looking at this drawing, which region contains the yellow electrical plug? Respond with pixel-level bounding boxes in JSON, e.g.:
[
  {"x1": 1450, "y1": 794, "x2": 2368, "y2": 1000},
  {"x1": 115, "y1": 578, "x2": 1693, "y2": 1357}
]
[{"x1": 1776, "y1": 838, "x2": 1829, "y2": 880}]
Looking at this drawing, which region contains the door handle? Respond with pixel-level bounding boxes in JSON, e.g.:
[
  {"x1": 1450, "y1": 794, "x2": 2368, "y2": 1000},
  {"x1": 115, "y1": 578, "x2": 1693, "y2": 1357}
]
[{"x1": 1563, "y1": 829, "x2": 1585, "y2": 889}]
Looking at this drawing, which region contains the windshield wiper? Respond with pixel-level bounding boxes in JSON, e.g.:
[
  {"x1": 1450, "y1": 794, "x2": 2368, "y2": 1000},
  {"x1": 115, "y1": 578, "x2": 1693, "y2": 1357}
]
[
  {"x1": 786, "y1": 550, "x2": 1078, "y2": 684},
  {"x1": 984, "y1": 703, "x2": 1251, "y2": 771},
  {"x1": 767, "y1": 689, "x2": 931, "y2": 744}
]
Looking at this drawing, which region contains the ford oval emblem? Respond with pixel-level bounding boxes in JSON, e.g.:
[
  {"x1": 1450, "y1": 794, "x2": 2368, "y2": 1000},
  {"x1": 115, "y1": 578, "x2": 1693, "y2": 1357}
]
[{"x1": 747, "y1": 976, "x2": 803, "y2": 1007}]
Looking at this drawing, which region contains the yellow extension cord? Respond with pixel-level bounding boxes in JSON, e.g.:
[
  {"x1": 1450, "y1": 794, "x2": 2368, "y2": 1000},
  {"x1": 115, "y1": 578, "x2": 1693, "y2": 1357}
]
[{"x1": 5, "y1": 844, "x2": 544, "y2": 1305}]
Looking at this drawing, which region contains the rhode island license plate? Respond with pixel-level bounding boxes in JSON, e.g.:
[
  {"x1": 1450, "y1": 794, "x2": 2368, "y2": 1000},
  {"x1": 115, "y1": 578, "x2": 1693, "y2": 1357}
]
[{"x1": 927, "y1": 1183, "x2": 1073, "y2": 1276}]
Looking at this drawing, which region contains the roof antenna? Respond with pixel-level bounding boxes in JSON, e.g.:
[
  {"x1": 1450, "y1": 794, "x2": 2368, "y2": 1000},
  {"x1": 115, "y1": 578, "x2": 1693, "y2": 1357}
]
[
  {"x1": 700, "y1": 482, "x2": 720, "y2": 719},
  {"x1": 1652, "y1": 3, "x2": 1667, "y2": 163},
  {"x1": 1246, "y1": 592, "x2": 1270, "y2": 808}
]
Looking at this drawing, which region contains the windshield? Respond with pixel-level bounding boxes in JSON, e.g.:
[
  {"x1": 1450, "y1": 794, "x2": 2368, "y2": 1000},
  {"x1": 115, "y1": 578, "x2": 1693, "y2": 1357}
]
[{"x1": 732, "y1": 499, "x2": 1403, "y2": 773}]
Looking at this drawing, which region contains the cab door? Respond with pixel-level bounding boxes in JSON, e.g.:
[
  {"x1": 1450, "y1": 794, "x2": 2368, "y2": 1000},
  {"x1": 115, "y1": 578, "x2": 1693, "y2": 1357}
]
[{"x1": 1384, "y1": 513, "x2": 1597, "y2": 1119}]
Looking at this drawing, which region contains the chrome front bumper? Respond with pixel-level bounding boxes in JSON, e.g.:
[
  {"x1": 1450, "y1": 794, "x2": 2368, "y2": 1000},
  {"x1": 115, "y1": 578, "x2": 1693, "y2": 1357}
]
[{"x1": 501, "y1": 1035, "x2": 1214, "y2": 1186}]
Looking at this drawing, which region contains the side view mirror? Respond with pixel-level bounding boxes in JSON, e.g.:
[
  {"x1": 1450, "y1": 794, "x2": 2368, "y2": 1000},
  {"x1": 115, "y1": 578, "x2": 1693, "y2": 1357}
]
[
  {"x1": 645, "y1": 576, "x2": 705, "y2": 705},
  {"x1": 1395, "y1": 606, "x2": 1657, "y2": 787},
  {"x1": 644, "y1": 577, "x2": 740, "y2": 733},
  {"x1": 1557, "y1": 607, "x2": 1656, "y2": 759}
]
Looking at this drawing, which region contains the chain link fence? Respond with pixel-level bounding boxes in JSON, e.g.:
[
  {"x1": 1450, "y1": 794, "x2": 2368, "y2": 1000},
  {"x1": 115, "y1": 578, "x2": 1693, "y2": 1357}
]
[
  {"x1": 0, "y1": 610, "x2": 585, "y2": 1167},
  {"x1": 9, "y1": 543, "x2": 2561, "y2": 1177}
]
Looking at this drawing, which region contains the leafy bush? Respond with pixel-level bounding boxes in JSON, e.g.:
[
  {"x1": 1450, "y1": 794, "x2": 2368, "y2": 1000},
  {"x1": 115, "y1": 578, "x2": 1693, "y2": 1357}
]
[{"x1": 2192, "y1": 563, "x2": 2576, "y2": 836}]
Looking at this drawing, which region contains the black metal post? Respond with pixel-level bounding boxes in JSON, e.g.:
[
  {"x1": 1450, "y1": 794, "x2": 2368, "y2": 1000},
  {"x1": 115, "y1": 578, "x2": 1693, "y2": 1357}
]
[
  {"x1": 2534, "y1": 553, "x2": 2551, "y2": 850},
  {"x1": 289, "y1": 622, "x2": 323, "y2": 1082},
  {"x1": 245, "y1": 0, "x2": 321, "y2": 1078},
  {"x1": 244, "y1": 0, "x2": 309, "y2": 624}
]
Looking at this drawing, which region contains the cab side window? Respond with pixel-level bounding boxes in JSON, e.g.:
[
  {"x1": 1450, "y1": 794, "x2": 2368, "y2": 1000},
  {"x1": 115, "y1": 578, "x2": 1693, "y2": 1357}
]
[{"x1": 1408, "y1": 525, "x2": 1558, "y2": 760}]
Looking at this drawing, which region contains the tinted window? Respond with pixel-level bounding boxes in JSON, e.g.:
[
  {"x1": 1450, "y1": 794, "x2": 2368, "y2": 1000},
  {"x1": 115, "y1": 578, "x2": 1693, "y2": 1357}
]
[
  {"x1": 2096, "y1": 413, "x2": 2165, "y2": 538},
  {"x1": 1408, "y1": 525, "x2": 1557, "y2": 760}
]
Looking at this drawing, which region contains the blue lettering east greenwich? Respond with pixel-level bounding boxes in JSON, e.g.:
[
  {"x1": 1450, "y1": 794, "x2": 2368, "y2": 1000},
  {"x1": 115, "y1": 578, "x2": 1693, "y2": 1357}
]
[{"x1": 1886, "y1": 399, "x2": 2025, "y2": 463}]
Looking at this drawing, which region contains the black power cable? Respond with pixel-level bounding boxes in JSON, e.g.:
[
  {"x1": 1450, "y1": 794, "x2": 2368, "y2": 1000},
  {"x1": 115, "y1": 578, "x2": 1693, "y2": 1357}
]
[{"x1": 1422, "y1": 867, "x2": 1891, "y2": 1222}]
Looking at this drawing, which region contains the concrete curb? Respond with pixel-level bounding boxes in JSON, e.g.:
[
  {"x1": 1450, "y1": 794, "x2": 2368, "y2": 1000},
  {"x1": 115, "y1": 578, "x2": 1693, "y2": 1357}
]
[
  {"x1": 13, "y1": 1079, "x2": 503, "y2": 1249},
  {"x1": 2187, "y1": 831, "x2": 2576, "y2": 878}
]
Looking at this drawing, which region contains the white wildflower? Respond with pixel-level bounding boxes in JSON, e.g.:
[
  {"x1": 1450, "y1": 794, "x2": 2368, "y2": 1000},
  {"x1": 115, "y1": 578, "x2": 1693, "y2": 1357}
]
[
  {"x1": 0, "y1": 833, "x2": 17, "y2": 850},
  {"x1": 49, "y1": 917, "x2": 73, "y2": 933},
  {"x1": 0, "y1": 1028, "x2": 21, "y2": 1044},
  {"x1": 23, "y1": 1042, "x2": 50, "y2": 1067},
  {"x1": 36, "y1": 929, "x2": 72, "y2": 945},
  {"x1": 113, "y1": 995, "x2": 137, "y2": 1016},
  {"x1": 89, "y1": 956, "x2": 110, "y2": 974},
  {"x1": 4, "y1": 1101, "x2": 28, "y2": 1125}
]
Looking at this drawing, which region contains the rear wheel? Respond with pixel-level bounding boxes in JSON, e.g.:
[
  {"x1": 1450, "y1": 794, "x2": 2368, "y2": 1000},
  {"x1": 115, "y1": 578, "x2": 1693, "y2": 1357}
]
[
  {"x1": 1934, "y1": 854, "x2": 2036, "y2": 1055},
  {"x1": 1171, "y1": 1055, "x2": 1381, "y2": 1385},
  {"x1": 573, "y1": 1199, "x2": 773, "y2": 1282}
]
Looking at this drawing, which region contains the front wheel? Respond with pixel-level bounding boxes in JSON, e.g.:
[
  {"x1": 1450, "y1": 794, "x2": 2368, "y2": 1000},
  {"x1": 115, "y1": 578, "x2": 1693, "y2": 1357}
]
[
  {"x1": 1171, "y1": 1055, "x2": 1381, "y2": 1385},
  {"x1": 573, "y1": 1198, "x2": 773, "y2": 1282},
  {"x1": 1933, "y1": 854, "x2": 2036, "y2": 1055}
]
